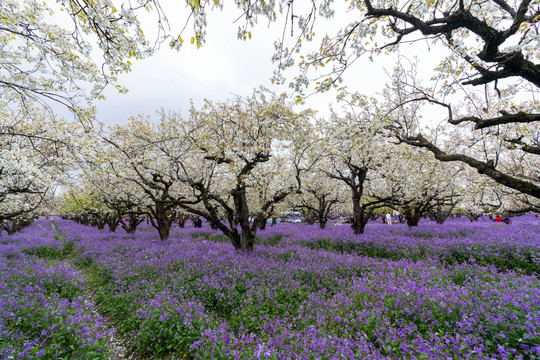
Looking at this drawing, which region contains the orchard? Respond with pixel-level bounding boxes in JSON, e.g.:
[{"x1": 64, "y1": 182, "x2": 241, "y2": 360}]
[{"x1": 1, "y1": 0, "x2": 539, "y2": 359}]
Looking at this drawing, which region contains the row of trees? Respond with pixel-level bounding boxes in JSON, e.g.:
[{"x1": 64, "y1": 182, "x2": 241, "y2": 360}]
[
  {"x1": 49, "y1": 88, "x2": 535, "y2": 251},
  {"x1": 1, "y1": 0, "x2": 538, "y2": 245},
  {"x1": 0, "y1": 110, "x2": 71, "y2": 234},
  {"x1": 2, "y1": 87, "x2": 536, "y2": 245}
]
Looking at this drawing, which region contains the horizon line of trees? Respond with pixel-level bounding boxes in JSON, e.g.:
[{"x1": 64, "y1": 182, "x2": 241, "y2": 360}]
[{"x1": 2, "y1": 0, "x2": 538, "y2": 247}]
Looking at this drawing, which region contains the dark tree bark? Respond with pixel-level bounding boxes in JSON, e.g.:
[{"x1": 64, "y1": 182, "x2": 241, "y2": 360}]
[
  {"x1": 79, "y1": 214, "x2": 90, "y2": 226},
  {"x1": 428, "y1": 197, "x2": 459, "y2": 224},
  {"x1": 104, "y1": 199, "x2": 142, "y2": 233},
  {"x1": 126, "y1": 173, "x2": 179, "y2": 241},
  {"x1": 325, "y1": 159, "x2": 390, "y2": 234},
  {"x1": 295, "y1": 191, "x2": 339, "y2": 229},
  {"x1": 402, "y1": 204, "x2": 428, "y2": 227},
  {"x1": 149, "y1": 200, "x2": 175, "y2": 241},
  {"x1": 90, "y1": 216, "x2": 107, "y2": 230},
  {"x1": 258, "y1": 221, "x2": 268, "y2": 230},
  {"x1": 385, "y1": 196, "x2": 439, "y2": 228},
  {"x1": 120, "y1": 213, "x2": 144, "y2": 234},
  {"x1": 175, "y1": 212, "x2": 187, "y2": 228},
  {"x1": 104, "y1": 215, "x2": 120, "y2": 232},
  {"x1": 364, "y1": 0, "x2": 540, "y2": 199},
  {"x1": 173, "y1": 151, "x2": 297, "y2": 252},
  {"x1": 326, "y1": 161, "x2": 369, "y2": 234},
  {"x1": 1, "y1": 217, "x2": 34, "y2": 235},
  {"x1": 364, "y1": 0, "x2": 540, "y2": 87},
  {"x1": 463, "y1": 210, "x2": 484, "y2": 222},
  {"x1": 398, "y1": 133, "x2": 540, "y2": 199}
]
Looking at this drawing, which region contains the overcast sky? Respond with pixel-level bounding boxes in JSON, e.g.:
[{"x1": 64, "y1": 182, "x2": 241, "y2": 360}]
[{"x1": 91, "y1": 3, "x2": 396, "y2": 126}]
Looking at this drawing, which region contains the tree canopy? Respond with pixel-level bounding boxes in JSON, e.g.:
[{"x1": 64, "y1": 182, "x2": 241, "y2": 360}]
[{"x1": 1, "y1": 0, "x2": 539, "y2": 241}]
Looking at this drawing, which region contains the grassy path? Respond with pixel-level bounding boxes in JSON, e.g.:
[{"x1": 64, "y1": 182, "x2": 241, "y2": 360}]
[
  {"x1": 76, "y1": 270, "x2": 131, "y2": 359},
  {"x1": 52, "y1": 220, "x2": 133, "y2": 360}
]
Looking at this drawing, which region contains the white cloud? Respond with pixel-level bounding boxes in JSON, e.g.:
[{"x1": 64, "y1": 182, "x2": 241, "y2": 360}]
[{"x1": 93, "y1": 4, "x2": 441, "y2": 126}]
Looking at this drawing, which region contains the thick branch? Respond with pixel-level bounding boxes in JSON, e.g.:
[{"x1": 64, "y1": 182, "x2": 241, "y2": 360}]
[
  {"x1": 399, "y1": 133, "x2": 540, "y2": 199},
  {"x1": 363, "y1": 0, "x2": 540, "y2": 87},
  {"x1": 449, "y1": 111, "x2": 540, "y2": 129},
  {"x1": 503, "y1": 137, "x2": 540, "y2": 155}
]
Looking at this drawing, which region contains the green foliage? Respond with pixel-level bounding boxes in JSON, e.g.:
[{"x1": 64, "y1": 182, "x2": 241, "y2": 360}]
[
  {"x1": 21, "y1": 238, "x2": 77, "y2": 260},
  {"x1": 2, "y1": 256, "x2": 109, "y2": 359},
  {"x1": 22, "y1": 245, "x2": 63, "y2": 260},
  {"x1": 300, "y1": 233, "x2": 539, "y2": 275},
  {"x1": 3, "y1": 305, "x2": 109, "y2": 360},
  {"x1": 130, "y1": 313, "x2": 205, "y2": 358},
  {"x1": 255, "y1": 234, "x2": 284, "y2": 246},
  {"x1": 191, "y1": 231, "x2": 231, "y2": 243}
]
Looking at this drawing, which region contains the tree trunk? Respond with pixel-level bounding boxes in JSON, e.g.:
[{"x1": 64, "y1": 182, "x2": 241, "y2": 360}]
[
  {"x1": 317, "y1": 197, "x2": 335, "y2": 229},
  {"x1": 430, "y1": 202, "x2": 457, "y2": 224},
  {"x1": 80, "y1": 214, "x2": 90, "y2": 226},
  {"x1": 467, "y1": 214, "x2": 482, "y2": 222},
  {"x1": 406, "y1": 216, "x2": 421, "y2": 227},
  {"x1": 121, "y1": 213, "x2": 143, "y2": 234},
  {"x1": 351, "y1": 190, "x2": 364, "y2": 234},
  {"x1": 430, "y1": 208, "x2": 447, "y2": 224},
  {"x1": 176, "y1": 213, "x2": 186, "y2": 228},
  {"x1": 345, "y1": 166, "x2": 369, "y2": 234},
  {"x1": 2, "y1": 218, "x2": 33, "y2": 235},
  {"x1": 157, "y1": 221, "x2": 172, "y2": 241},
  {"x1": 153, "y1": 207, "x2": 174, "y2": 241},
  {"x1": 234, "y1": 187, "x2": 257, "y2": 252},
  {"x1": 404, "y1": 208, "x2": 422, "y2": 227},
  {"x1": 240, "y1": 230, "x2": 255, "y2": 252},
  {"x1": 96, "y1": 219, "x2": 106, "y2": 230},
  {"x1": 228, "y1": 230, "x2": 242, "y2": 250},
  {"x1": 105, "y1": 216, "x2": 120, "y2": 232}
]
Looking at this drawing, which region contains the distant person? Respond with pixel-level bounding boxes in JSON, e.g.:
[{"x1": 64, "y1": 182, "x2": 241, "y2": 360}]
[
  {"x1": 392, "y1": 210, "x2": 399, "y2": 223},
  {"x1": 386, "y1": 213, "x2": 392, "y2": 225},
  {"x1": 196, "y1": 217, "x2": 202, "y2": 228},
  {"x1": 502, "y1": 216, "x2": 512, "y2": 225},
  {"x1": 494, "y1": 216, "x2": 503, "y2": 223}
]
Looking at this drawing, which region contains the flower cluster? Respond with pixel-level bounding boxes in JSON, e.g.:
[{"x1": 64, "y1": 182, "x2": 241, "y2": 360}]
[
  {"x1": 0, "y1": 220, "x2": 112, "y2": 359},
  {"x1": 1, "y1": 215, "x2": 539, "y2": 359}
]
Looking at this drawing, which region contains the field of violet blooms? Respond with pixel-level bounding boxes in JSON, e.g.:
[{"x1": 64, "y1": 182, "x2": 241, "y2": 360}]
[{"x1": 1, "y1": 215, "x2": 539, "y2": 359}]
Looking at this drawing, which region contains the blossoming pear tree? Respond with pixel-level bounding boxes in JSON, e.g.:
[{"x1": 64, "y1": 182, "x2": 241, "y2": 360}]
[
  {"x1": 0, "y1": 109, "x2": 76, "y2": 231},
  {"x1": 1, "y1": 0, "x2": 168, "y2": 117},
  {"x1": 0, "y1": 142, "x2": 50, "y2": 233},
  {"x1": 287, "y1": 167, "x2": 349, "y2": 229},
  {"x1": 93, "y1": 115, "x2": 193, "y2": 240},
  {"x1": 370, "y1": 143, "x2": 466, "y2": 226},
  {"x1": 317, "y1": 102, "x2": 392, "y2": 234},
  {"x1": 160, "y1": 89, "x2": 316, "y2": 251},
  {"x1": 381, "y1": 57, "x2": 539, "y2": 203},
  {"x1": 178, "y1": 0, "x2": 539, "y2": 199}
]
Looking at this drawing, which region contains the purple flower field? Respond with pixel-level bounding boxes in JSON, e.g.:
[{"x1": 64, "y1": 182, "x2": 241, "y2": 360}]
[{"x1": 1, "y1": 216, "x2": 539, "y2": 359}]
